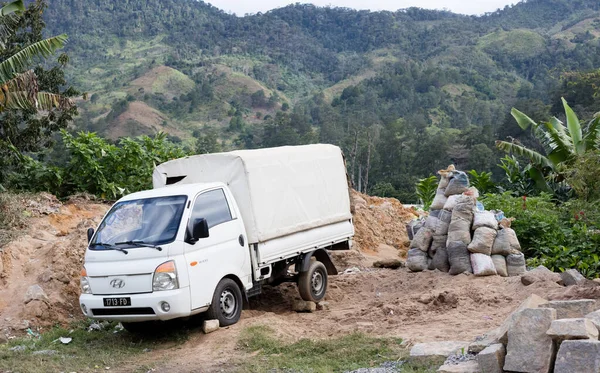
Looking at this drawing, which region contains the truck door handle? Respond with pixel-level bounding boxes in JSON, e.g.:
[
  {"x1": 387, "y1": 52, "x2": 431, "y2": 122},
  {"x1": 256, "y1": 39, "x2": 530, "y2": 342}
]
[{"x1": 239, "y1": 235, "x2": 245, "y2": 247}]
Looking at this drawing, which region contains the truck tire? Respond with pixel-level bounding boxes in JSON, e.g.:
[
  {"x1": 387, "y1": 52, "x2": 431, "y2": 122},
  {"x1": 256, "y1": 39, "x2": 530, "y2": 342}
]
[
  {"x1": 298, "y1": 261, "x2": 328, "y2": 302},
  {"x1": 206, "y1": 278, "x2": 243, "y2": 326}
]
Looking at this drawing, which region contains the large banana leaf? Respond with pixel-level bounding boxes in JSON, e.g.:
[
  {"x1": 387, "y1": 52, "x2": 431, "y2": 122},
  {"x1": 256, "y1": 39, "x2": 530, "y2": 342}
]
[
  {"x1": 562, "y1": 98, "x2": 585, "y2": 155},
  {"x1": 540, "y1": 121, "x2": 573, "y2": 165},
  {"x1": 495, "y1": 140, "x2": 554, "y2": 169},
  {"x1": 0, "y1": 0, "x2": 24, "y2": 16},
  {"x1": 0, "y1": 34, "x2": 67, "y2": 83},
  {"x1": 583, "y1": 116, "x2": 600, "y2": 150},
  {"x1": 528, "y1": 166, "x2": 551, "y2": 193},
  {"x1": 510, "y1": 108, "x2": 538, "y2": 130},
  {"x1": 37, "y1": 92, "x2": 73, "y2": 110}
]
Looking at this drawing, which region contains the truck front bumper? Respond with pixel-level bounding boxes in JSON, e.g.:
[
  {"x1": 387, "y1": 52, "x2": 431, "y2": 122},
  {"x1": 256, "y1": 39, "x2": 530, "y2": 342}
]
[{"x1": 79, "y1": 287, "x2": 206, "y2": 322}]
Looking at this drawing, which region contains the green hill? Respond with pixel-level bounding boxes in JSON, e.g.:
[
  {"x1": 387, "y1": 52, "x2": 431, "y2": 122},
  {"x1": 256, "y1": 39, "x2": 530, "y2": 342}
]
[{"x1": 40, "y1": 0, "x2": 600, "y2": 201}]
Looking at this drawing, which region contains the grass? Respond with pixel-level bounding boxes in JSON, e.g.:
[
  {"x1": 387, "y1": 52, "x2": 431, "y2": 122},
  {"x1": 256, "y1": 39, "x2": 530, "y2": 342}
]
[
  {"x1": 237, "y1": 326, "x2": 438, "y2": 373},
  {"x1": 0, "y1": 320, "x2": 190, "y2": 373}
]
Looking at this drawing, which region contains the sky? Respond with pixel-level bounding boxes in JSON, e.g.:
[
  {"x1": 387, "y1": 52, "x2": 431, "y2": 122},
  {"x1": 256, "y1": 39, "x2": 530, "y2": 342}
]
[{"x1": 204, "y1": 0, "x2": 519, "y2": 16}]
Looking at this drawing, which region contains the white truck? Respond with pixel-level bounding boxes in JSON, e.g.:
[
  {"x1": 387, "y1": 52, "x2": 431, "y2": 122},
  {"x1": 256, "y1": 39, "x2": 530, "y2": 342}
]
[{"x1": 79, "y1": 144, "x2": 354, "y2": 331}]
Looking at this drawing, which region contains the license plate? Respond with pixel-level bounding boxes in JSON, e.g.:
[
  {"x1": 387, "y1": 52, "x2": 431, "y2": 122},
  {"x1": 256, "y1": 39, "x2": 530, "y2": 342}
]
[{"x1": 103, "y1": 297, "x2": 131, "y2": 307}]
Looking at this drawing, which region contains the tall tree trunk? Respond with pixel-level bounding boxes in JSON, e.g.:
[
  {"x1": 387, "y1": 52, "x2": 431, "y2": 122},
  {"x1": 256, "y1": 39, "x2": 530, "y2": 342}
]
[{"x1": 364, "y1": 131, "x2": 372, "y2": 194}]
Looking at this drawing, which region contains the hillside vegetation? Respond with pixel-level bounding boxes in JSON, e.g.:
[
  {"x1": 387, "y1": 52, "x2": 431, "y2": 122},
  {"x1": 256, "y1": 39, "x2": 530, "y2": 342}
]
[{"x1": 31, "y1": 0, "x2": 600, "y2": 200}]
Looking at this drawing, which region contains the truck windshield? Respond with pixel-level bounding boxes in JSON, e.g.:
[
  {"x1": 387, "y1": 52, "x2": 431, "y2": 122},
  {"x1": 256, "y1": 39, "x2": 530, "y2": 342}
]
[{"x1": 90, "y1": 195, "x2": 187, "y2": 249}]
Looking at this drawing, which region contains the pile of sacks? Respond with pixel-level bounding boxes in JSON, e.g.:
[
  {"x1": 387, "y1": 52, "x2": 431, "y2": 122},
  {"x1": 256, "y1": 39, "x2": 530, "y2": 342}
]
[{"x1": 407, "y1": 166, "x2": 527, "y2": 277}]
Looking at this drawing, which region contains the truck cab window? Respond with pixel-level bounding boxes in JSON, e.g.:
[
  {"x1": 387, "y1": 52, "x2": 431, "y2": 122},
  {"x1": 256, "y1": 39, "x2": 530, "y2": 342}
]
[{"x1": 191, "y1": 189, "x2": 232, "y2": 229}]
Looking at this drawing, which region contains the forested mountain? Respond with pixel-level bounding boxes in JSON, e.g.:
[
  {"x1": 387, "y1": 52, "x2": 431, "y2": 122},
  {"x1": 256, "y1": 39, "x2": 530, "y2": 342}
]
[{"x1": 41, "y1": 0, "x2": 600, "y2": 201}]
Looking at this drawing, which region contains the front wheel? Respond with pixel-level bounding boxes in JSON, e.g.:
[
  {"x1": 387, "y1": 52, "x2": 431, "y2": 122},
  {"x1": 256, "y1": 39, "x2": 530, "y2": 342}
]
[
  {"x1": 206, "y1": 278, "x2": 243, "y2": 326},
  {"x1": 298, "y1": 261, "x2": 328, "y2": 302}
]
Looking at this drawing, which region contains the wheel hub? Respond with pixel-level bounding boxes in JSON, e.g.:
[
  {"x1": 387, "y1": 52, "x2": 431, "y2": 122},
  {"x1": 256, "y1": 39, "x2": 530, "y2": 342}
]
[
  {"x1": 220, "y1": 290, "x2": 236, "y2": 318},
  {"x1": 311, "y1": 271, "x2": 323, "y2": 293}
]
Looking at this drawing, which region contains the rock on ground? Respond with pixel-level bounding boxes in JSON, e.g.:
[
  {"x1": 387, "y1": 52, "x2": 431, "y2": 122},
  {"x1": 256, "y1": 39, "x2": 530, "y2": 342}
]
[
  {"x1": 409, "y1": 341, "x2": 469, "y2": 365},
  {"x1": 477, "y1": 343, "x2": 505, "y2": 373},
  {"x1": 437, "y1": 360, "x2": 480, "y2": 373},
  {"x1": 561, "y1": 269, "x2": 586, "y2": 286},
  {"x1": 521, "y1": 265, "x2": 562, "y2": 286},
  {"x1": 546, "y1": 318, "x2": 599, "y2": 341},
  {"x1": 372, "y1": 259, "x2": 404, "y2": 269},
  {"x1": 504, "y1": 308, "x2": 557, "y2": 373},
  {"x1": 554, "y1": 340, "x2": 600, "y2": 373},
  {"x1": 23, "y1": 284, "x2": 48, "y2": 304},
  {"x1": 202, "y1": 319, "x2": 219, "y2": 334},
  {"x1": 540, "y1": 299, "x2": 597, "y2": 319},
  {"x1": 292, "y1": 300, "x2": 316, "y2": 313}
]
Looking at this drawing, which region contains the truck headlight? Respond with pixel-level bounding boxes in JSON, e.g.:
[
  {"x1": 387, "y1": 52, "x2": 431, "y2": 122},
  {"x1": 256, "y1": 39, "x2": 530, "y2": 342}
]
[
  {"x1": 80, "y1": 268, "x2": 92, "y2": 294},
  {"x1": 153, "y1": 261, "x2": 179, "y2": 291}
]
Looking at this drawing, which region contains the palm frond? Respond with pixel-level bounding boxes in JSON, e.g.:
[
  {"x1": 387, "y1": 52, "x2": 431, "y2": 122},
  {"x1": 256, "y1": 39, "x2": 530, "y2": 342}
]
[
  {"x1": 562, "y1": 98, "x2": 584, "y2": 155},
  {"x1": 495, "y1": 140, "x2": 554, "y2": 169},
  {"x1": 539, "y1": 121, "x2": 573, "y2": 164},
  {"x1": 0, "y1": 34, "x2": 68, "y2": 83}
]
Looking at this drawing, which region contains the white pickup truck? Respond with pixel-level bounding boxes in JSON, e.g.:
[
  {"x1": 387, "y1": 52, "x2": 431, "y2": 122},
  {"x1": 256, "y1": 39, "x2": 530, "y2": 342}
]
[{"x1": 79, "y1": 144, "x2": 354, "y2": 331}]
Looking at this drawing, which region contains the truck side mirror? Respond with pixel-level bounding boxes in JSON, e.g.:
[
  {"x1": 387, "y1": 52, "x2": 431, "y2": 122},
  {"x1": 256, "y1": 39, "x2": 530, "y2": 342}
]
[
  {"x1": 87, "y1": 228, "x2": 95, "y2": 243},
  {"x1": 191, "y1": 218, "x2": 209, "y2": 240}
]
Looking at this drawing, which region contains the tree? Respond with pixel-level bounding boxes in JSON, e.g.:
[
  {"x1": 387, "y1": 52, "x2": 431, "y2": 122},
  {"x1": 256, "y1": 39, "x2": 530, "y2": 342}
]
[
  {"x1": 496, "y1": 98, "x2": 600, "y2": 192},
  {"x1": 0, "y1": 0, "x2": 77, "y2": 184}
]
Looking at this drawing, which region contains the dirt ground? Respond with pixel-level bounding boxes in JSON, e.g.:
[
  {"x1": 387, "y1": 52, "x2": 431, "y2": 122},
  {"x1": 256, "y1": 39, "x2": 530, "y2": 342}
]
[{"x1": 1, "y1": 191, "x2": 600, "y2": 372}]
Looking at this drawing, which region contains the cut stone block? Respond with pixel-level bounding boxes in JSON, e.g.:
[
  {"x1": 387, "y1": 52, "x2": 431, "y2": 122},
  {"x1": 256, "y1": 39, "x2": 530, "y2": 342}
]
[
  {"x1": 498, "y1": 294, "x2": 548, "y2": 344},
  {"x1": 546, "y1": 318, "x2": 598, "y2": 341},
  {"x1": 373, "y1": 259, "x2": 404, "y2": 269},
  {"x1": 585, "y1": 310, "x2": 600, "y2": 332},
  {"x1": 409, "y1": 341, "x2": 469, "y2": 365},
  {"x1": 477, "y1": 343, "x2": 505, "y2": 373},
  {"x1": 202, "y1": 319, "x2": 219, "y2": 334},
  {"x1": 504, "y1": 308, "x2": 557, "y2": 373},
  {"x1": 540, "y1": 299, "x2": 597, "y2": 319},
  {"x1": 560, "y1": 269, "x2": 586, "y2": 286},
  {"x1": 554, "y1": 340, "x2": 600, "y2": 373},
  {"x1": 521, "y1": 265, "x2": 562, "y2": 286},
  {"x1": 437, "y1": 360, "x2": 480, "y2": 373},
  {"x1": 292, "y1": 300, "x2": 316, "y2": 313}
]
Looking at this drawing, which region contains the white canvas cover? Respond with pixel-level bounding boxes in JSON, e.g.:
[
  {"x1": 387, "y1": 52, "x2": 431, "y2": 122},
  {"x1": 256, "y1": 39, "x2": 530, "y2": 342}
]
[{"x1": 152, "y1": 144, "x2": 352, "y2": 244}]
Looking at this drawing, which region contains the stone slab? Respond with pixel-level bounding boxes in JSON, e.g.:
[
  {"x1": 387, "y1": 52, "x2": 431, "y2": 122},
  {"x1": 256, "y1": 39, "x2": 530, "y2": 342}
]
[
  {"x1": 554, "y1": 340, "x2": 600, "y2": 373},
  {"x1": 521, "y1": 265, "x2": 562, "y2": 286},
  {"x1": 477, "y1": 343, "x2": 505, "y2": 373},
  {"x1": 585, "y1": 310, "x2": 600, "y2": 332},
  {"x1": 410, "y1": 341, "x2": 470, "y2": 365},
  {"x1": 292, "y1": 300, "x2": 316, "y2": 313},
  {"x1": 504, "y1": 308, "x2": 557, "y2": 373},
  {"x1": 546, "y1": 318, "x2": 598, "y2": 341},
  {"x1": 540, "y1": 299, "x2": 597, "y2": 319},
  {"x1": 498, "y1": 294, "x2": 548, "y2": 344}
]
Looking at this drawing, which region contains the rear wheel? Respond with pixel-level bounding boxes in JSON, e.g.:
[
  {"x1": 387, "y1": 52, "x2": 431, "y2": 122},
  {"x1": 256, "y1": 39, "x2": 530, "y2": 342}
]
[
  {"x1": 298, "y1": 261, "x2": 328, "y2": 302},
  {"x1": 206, "y1": 278, "x2": 243, "y2": 326}
]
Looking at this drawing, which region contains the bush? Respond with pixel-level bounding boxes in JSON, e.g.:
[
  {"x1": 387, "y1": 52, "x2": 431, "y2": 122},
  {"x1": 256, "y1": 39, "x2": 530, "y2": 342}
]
[
  {"x1": 480, "y1": 192, "x2": 563, "y2": 258},
  {"x1": 481, "y1": 193, "x2": 600, "y2": 278}
]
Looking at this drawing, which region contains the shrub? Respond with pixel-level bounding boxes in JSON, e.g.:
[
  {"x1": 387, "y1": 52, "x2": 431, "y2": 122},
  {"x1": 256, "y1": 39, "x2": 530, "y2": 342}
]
[{"x1": 415, "y1": 176, "x2": 437, "y2": 210}]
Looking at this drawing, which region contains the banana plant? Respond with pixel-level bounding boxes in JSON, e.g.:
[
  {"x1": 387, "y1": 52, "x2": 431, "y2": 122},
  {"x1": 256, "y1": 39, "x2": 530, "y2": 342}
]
[
  {"x1": 0, "y1": 0, "x2": 72, "y2": 112},
  {"x1": 496, "y1": 98, "x2": 600, "y2": 192}
]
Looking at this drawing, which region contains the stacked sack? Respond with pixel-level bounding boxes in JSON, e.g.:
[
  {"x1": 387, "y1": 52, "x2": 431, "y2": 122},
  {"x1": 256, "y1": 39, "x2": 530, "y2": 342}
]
[{"x1": 407, "y1": 166, "x2": 527, "y2": 277}]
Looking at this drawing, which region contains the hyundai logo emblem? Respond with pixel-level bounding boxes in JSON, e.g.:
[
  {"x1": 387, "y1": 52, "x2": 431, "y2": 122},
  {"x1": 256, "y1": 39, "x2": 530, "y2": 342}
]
[{"x1": 110, "y1": 279, "x2": 125, "y2": 289}]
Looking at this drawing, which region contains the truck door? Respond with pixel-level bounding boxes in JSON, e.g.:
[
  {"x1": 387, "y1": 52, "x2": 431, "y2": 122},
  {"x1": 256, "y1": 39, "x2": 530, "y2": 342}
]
[{"x1": 184, "y1": 188, "x2": 247, "y2": 310}]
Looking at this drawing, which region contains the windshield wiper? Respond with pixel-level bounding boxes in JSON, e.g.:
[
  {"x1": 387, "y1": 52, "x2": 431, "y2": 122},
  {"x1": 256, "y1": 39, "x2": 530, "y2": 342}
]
[
  {"x1": 92, "y1": 242, "x2": 129, "y2": 255},
  {"x1": 115, "y1": 240, "x2": 163, "y2": 251}
]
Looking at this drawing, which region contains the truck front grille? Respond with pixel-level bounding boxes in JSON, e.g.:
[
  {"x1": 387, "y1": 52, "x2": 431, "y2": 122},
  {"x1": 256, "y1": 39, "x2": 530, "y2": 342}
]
[{"x1": 91, "y1": 307, "x2": 155, "y2": 316}]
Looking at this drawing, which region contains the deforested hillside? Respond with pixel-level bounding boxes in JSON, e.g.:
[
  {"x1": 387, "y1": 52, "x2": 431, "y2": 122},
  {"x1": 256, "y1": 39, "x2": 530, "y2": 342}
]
[{"x1": 36, "y1": 0, "x2": 600, "y2": 201}]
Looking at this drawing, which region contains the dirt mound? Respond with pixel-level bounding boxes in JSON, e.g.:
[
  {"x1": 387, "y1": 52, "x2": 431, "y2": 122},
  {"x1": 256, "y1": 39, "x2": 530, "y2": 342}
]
[
  {"x1": 350, "y1": 190, "x2": 418, "y2": 262},
  {"x1": 0, "y1": 196, "x2": 109, "y2": 335}
]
